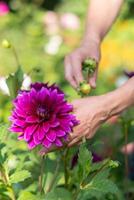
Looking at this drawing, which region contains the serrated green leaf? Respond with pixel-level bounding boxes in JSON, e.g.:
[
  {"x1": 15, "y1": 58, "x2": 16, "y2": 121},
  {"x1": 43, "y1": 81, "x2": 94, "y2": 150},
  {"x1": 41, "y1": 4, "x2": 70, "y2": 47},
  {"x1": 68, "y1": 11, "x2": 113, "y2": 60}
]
[
  {"x1": 84, "y1": 179, "x2": 118, "y2": 194},
  {"x1": 77, "y1": 143, "x2": 92, "y2": 182},
  {"x1": 6, "y1": 66, "x2": 24, "y2": 99},
  {"x1": 45, "y1": 188, "x2": 72, "y2": 200},
  {"x1": 10, "y1": 170, "x2": 31, "y2": 184},
  {"x1": 92, "y1": 169, "x2": 110, "y2": 182}
]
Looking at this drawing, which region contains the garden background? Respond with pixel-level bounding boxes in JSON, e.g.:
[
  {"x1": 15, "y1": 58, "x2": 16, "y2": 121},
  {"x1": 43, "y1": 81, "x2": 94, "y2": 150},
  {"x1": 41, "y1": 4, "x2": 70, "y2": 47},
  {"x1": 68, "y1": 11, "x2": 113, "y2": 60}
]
[{"x1": 0, "y1": 0, "x2": 134, "y2": 200}]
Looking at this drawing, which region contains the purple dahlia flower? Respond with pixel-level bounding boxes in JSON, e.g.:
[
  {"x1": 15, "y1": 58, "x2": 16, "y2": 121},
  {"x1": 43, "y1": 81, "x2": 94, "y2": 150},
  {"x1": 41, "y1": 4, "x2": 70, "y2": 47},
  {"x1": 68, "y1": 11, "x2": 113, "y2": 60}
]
[{"x1": 9, "y1": 82, "x2": 78, "y2": 150}]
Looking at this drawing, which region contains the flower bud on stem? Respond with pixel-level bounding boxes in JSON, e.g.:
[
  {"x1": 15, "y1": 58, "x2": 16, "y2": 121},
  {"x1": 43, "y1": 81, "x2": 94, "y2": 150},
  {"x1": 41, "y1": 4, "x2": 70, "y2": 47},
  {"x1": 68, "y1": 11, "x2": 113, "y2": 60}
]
[{"x1": 77, "y1": 58, "x2": 97, "y2": 96}]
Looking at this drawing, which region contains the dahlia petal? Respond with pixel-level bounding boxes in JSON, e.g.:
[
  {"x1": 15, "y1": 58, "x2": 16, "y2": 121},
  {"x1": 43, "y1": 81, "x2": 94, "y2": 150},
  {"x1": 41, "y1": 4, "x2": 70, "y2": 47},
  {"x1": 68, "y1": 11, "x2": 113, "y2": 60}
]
[
  {"x1": 18, "y1": 134, "x2": 24, "y2": 140},
  {"x1": 62, "y1": 104, "x2": 73, "y2": 112},
  {"x1": 26, "y1": 116, "x2": 38, "y2": 123},
  {"x1": 43, "y1": 138, "x2": 52, "y2": 148},
  {"x1": 46, "y1": 130, "x2": 56, "y2": 142},
  {"x1": 50, "y1": 120, "x2": 59, "y2": 128},
  {"x1": 24, "y1": 124, "x2": 38, "y2": 136},
  {"x1": 33, "y1": 132, "x2": 41, "y2": 145},
  {"x1": 38, "y1": 87, "x2": 49, "y2": 102},
  {"x1": 30, "y1": 88, "x2": 37, "y2": 99},
  {"x1": 57, "y1": 130, "x2": 66, "y2": 137},
  {"x1": 38, "y1": 126, "x2": 45, "y2": 140},
  {"x1": 55, "y1": 138, "x2": 63, "y2": 147},
  {"x1": 9, "y1": 126, "x2": 23, "y2": 133},
  {"x1": 50, "y1": 89, "x2": 57, "y2": 104},
  {"x1": 57, "y1": 94, "x2": 64, "y2": 103},
  {"x1": 24, "y1": 129, "x2": 32, "y2": 142},
  {"x1": 43, "y1": 122, "x2": 49, "y2": 133},
  {"x1": 28, "y1": 139, "x2": 36, "y2": 149},
  {"x1": 15, "y1": 108, "x2": 27, "y2": 118},
  {"x1": 14, "y1": 119, "x2": 26, "y2": 127},
  {"x1": 61, "y1": 124, "x2": 71, "y2": 133}
]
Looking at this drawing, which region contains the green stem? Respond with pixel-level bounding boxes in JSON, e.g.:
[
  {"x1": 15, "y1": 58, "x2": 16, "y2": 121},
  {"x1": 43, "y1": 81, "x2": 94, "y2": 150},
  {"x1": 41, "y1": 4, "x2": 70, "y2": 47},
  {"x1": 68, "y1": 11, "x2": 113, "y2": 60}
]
[
  {"x1": 73, "y1": 188, "x2": 80, "y2": 200},
  {"x1": 124, "y1": 124, "x2": 129, "y2": 178},
  {"x1": 63, "y1": 149, "x2": 69, "y2": 188},
  {"x1": 39, "y1": 156, "x2": 45, "y2": 194},
  {"x1": 12, "y1": 46, "x2": 20, "y2": 67},
  {"x1": 46, "y1": 156, "x2": 61, "y2": 193},
  {"x1": 124, "y1": 123, "x2": 129, "y2": 200}
]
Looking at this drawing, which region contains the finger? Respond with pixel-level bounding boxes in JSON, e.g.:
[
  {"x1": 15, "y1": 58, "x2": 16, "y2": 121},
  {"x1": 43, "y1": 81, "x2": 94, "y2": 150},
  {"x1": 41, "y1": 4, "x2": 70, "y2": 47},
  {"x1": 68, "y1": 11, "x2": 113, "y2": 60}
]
[
  {"x1": 68, "y1": 136, "x2": 82, "y2": 147},
  {"x1": 87, "y1": 125, "x2": 99, "y2": 139},
  {"x1": 89, "y1": 67, "x2": 98, "y2": 89},
  {"x1": 70, "y1": 122, "x2": 87, "y2": 140},
  {"x1": 68, "y1": 128, "x2": 89, "y2": 147},
  {"x1": 70, "y1": 55, "x2": 84, "y2": 86},
  {"x1": 64, "y1": 56, "x2": 77, "y2": 88}
]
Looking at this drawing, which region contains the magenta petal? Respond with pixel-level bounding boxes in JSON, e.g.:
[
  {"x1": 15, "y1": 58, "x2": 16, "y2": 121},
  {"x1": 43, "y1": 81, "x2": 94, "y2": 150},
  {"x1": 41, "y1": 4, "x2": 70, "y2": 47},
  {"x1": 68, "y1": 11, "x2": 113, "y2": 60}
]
[
  {"x1": 38, "y1": 87, "x2": 49, "y2": 102},
  {"x1": 43, "y1": 122, "x2": 49, "y2": 133},
  {"x1": 24, "y1": 129, "x2": 32, "y2": 142},
  {"x1": 38, "y1": 126, "x2": 45, "y2": 140},
  {"x1": 50, "y1": 121, "x2": 59, "y2": 128},
  {"x1": 57, "y1": 94, "x2": 64, "y2": 103},
  {"x1": 57, "y1": 130, "x2": 66, "y2": 137},
  {"x1": 28, "y1": 139, "x2": 36, "y2": 149},
  {"x1": 24, "y1": 124, "x2": 38, "y2": 136},
  {"x1": 46, "y1": 130, "x2": 56, "y2": 142},
  {"x1": 9, "y1": 126, "x2": 22, "y2": 133},
  {"x1": 43, "y1": 138, "x2": 52, "y2": 148},
  {"x1": 33, "y1": 131, "x2": 41, "y2": 145},
  {"x1": 14, "y1": 119, "x2": 26, "y2": 127},
  {"x1": 55, "y1": 138, "x2": 63, "y2": 147},
  {"x1": 26, "y1": 116, "x2": 38, "y2": 123},
  {"x1": 18, "y1": 134, "x2": 24, "y2": 140},
  {"x1": 61, "y1": 125, "x2": 71, "y2": 133}
]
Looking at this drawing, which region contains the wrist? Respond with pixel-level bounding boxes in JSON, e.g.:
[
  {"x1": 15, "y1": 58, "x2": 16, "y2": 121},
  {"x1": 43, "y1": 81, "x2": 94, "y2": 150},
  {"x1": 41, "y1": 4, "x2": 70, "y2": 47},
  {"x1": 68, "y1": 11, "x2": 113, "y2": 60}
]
[
  {"x1": 102, "y1": 77, "x2": 134, "y2": 119},
  {"x1": 81, "y1": 28, "x2": 101, "y2": 47}
]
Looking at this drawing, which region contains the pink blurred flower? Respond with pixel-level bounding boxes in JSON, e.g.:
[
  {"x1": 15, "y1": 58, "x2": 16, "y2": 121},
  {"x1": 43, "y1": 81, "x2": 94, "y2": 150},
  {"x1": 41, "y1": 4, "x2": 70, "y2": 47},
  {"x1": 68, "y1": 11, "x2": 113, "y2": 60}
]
[
  {"x1": 43, "y1": 11, "x2": 59, "y2": 35},
  {"x1": 121, "y1": 143, "x2": 134, "y2": 155},
  {"x1": 0, "y1": 1, "x2": 9, "y2": 16},
  {"x1": 60, "y1": 13, "x2": 80, "y2": 30}
]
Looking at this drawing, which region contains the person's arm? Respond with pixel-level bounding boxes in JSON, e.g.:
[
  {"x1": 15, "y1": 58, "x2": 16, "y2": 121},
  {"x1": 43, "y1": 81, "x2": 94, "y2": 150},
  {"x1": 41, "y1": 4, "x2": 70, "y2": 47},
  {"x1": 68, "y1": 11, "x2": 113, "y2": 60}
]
[
  {"x1": 64, "y1": 0, "x2": 123, "y2": 88},
  {"x1": 68, "y1": 77, "x2": 134, "y2": 146}
]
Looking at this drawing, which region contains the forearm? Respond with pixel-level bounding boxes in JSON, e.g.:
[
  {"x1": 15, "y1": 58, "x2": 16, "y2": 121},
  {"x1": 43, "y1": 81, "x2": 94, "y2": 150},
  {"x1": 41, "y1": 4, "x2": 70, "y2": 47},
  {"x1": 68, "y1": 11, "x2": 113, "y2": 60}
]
[
  {"x1": 105, "y1": 77, "x2": 134, "y2": 118},
  {"x1": 83, "y1": 0, "x2": 123, "y2": 44}
]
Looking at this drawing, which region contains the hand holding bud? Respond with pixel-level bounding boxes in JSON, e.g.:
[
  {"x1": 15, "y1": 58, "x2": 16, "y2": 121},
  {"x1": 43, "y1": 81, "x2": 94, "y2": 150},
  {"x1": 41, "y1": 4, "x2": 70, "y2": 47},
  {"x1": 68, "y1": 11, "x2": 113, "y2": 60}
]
[{"x1": 78, "y1": 58, "x2": 97, "y2": 96}]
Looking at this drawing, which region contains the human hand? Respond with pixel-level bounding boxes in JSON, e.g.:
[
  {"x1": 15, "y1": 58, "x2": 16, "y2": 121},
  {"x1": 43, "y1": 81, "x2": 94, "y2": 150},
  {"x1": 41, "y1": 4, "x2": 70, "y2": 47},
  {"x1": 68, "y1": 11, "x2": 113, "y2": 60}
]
[
  {"x1": 64, "y1": 39, "x2": 101, "y2": 89},
  {"x1": 68, "y1": 96, "x2": 110, "y2": 147}
]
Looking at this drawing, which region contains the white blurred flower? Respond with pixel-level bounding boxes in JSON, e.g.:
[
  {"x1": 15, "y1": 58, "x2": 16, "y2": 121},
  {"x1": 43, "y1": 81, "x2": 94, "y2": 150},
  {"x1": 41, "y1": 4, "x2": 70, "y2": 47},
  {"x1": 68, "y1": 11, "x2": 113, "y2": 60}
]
[
  {"x1": 22, "y1": 74, "x2": 31, "y2": 90},
  {"x1": 0, "y1": 76, "x2": 9, "y2": 95},
  {"x1": 43, "y1": 11, "x2": 59, "y2": 35},
  {"x1": 60, "y1": 13, "x2": 80, "y2": 30},
  {"x1": 115, "y1": 75, "x2": 128, "y2": 88},
  {"x1": 44, "y1": 35, "x2": 62, "y2": 55},
  {"x1": 7, "y1": 155, "x2": 18, "y2": 170}
]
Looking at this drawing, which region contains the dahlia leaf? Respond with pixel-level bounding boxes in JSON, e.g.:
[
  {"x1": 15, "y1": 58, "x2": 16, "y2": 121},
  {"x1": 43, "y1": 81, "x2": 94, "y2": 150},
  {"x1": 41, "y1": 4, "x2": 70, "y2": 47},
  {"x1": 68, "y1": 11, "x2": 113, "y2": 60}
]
[
  {"x1": 45, "y1": 188, "x2": 72, "y2": 200},
  {"x1": 78, "y1": 142, "x2": 92, "y2": 182},
  {"x1": 9, "y1": 170, "x2": 31, "y2": 184},
  {"x1": 6, "y1": 66, "x2": 24, "y2": 99}
]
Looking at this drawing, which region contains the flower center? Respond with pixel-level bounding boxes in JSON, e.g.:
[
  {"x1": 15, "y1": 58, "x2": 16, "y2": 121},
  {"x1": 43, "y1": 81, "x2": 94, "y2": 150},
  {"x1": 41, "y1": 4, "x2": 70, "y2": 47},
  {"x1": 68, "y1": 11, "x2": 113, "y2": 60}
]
[{"x1": 37, "y1": 106, "x2": 50, "y2": 120}]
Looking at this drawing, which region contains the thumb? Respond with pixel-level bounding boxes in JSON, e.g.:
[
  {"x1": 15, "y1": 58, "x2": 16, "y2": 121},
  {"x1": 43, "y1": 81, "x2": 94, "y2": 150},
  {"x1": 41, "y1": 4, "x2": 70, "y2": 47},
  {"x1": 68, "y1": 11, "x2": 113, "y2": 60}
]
[{"x1": 89, "y1": 68, "x2": 98, "y2": 89}]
